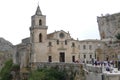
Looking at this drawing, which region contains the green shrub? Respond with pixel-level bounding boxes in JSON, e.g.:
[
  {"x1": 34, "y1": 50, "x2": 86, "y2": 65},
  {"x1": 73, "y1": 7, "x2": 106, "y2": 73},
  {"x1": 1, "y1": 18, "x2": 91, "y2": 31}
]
[
  {"x1": 29, "y1": 68, "x2": 66, "y2": 80},
  {"x1": 0, "y1": 59, "x2": 13, "y2": 80}
]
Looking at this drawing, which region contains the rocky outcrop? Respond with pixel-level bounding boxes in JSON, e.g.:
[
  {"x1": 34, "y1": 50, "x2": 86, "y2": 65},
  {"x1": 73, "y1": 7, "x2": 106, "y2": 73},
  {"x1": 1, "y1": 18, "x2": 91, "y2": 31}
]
[
  {"x1": 0, "y1": 37, "x2": 14, "y2": 52},
  {"x1": 0, "y1": 37, "x2": 14, "y2": 71}
]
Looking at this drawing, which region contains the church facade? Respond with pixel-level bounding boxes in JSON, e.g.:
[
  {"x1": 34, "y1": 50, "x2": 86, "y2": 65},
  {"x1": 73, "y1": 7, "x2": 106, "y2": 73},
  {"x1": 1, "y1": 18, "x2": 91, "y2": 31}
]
[{"x1": 30, "y1": 5, "x2": 81, "y2": 63}]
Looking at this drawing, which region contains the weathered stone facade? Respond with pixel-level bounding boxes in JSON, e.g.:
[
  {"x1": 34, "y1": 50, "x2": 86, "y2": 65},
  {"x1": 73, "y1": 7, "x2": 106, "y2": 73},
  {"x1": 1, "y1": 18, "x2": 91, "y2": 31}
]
[
  {"x1": 10, "y1": 4, "x2": 120, "y2": 80},
  {"x1": 29, "y1": 5, "x2": 80, "y2": 63},
  {"x1": 79, "y1": 39, "x2": 104, "y2": 63},
  {"x1": 14, "y1": 5, "x2": 104, "y2": 69},
  {"x1": 14, "y1": 5, "x2": 120, "y2": 72}
]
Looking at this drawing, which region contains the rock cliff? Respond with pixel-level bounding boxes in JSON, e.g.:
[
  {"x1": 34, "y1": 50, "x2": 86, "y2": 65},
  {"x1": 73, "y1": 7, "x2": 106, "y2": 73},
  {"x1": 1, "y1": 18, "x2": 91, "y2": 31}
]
[
  {"x1": 0, "y1": 37, "x2": 14, "y2": 52},
  {"x1": 0, "y1": 37, "x2": 14, "y2": 70}
]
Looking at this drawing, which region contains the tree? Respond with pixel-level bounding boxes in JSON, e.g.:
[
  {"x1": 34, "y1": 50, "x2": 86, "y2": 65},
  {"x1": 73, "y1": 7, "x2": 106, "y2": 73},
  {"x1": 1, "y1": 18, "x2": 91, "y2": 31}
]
[
  {"x1": 115, "y1": 33, "x2": 120, "y2": 40},
  {"x1": 0, "y1": 59, "x2": 13, "y2": 80}
]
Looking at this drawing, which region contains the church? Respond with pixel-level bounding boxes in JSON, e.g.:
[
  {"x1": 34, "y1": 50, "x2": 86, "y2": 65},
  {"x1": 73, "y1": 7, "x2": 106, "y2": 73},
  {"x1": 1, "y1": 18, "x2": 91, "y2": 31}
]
[
  {"x1": 15, "y1": 5, "x2": 80, "y2": 67},
  {"x1": 14, "y1": 5, "x2": 105, "y2": 68},
  {"x1": 30, "y1": 5, "x2": 80, "y2": 63}
]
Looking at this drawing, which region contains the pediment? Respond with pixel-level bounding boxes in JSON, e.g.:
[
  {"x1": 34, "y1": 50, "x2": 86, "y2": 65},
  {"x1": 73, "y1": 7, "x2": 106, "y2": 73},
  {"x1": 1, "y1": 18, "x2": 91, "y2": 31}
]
[{"x1": 47, "y1": 30, "x2": 73, "y2": 40}]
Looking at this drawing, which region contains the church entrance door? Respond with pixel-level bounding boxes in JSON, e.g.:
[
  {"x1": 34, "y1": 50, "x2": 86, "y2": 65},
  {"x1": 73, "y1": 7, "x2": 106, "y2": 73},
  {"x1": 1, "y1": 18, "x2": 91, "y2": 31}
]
[{"x1": 59, "y1": 52, "x2": 65, "y2": 62}]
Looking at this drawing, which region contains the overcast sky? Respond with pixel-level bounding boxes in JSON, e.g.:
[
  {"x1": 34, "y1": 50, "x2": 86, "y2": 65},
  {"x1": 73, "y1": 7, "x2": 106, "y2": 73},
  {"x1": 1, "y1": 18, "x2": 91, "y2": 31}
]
[{"x1": 0, "y1": 0, "x2": 120, "y2": 45}]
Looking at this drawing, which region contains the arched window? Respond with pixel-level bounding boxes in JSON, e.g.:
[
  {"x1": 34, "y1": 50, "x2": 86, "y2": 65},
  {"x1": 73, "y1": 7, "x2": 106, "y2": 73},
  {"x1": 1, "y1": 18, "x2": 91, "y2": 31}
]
[
  {"x1": 39, "y1": 19, "x2": 42, "y2": 25},
  {"x1": 39, "y1": 33, "x2": 42, "y2": 42}
]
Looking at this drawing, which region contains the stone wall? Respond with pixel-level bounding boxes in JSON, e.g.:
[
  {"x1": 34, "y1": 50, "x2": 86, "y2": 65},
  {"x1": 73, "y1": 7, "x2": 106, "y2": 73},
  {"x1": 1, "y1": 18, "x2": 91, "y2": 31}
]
[
  {"x1": 84, "y1": 64, "x2": 120, "y2": 80},
  {"x1": 103, "y1": 74, "x2": 120, "y2": 80},
  {"x1": 84, "y1": 64, "x2": 102, "y2": 73},
  {"x1": 31, "y1": 62, "x2": 85, "y2": 80},
  {"x1": 83, "y1": 64, "x2": 102, "y2": 80},
  {"x1": 85, "y1": 72, "x2": 102, "y2": 80}
]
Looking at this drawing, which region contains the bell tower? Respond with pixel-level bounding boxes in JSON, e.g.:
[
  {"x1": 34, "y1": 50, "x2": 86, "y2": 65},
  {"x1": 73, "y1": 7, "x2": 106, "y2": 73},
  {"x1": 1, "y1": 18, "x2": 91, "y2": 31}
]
[
  {"x1": 30, "y1": 5, "x2": 48, "y2": 63},
  {"x1": 30, "y1": 5, "x2": 48, "y2": 43}
]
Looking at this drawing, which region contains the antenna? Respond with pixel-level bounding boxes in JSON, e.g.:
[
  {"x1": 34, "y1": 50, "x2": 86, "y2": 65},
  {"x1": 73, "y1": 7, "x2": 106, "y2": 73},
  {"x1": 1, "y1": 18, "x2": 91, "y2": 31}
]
[{"x1": 38, "y1": 1, "x2": 39, "y2": 6}]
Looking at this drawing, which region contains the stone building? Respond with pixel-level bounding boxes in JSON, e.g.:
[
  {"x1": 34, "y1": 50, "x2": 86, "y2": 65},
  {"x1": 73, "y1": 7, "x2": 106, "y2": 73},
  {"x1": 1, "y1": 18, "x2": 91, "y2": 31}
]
[
  {"x1": 15, "y1": 6, "x2": 79, "y2": 68},
  {"x1": 14, "y1": 5, "x2": 104, "y2": 68},
  {"x1": 29, "y1": 5, "x2": 81, "y2": 64},
  {"x1": 79, "y1": 39, "x2": 104, "y2": 63},
  {"x1": 15, "y1": 5, "x2": 120, "y2": 69}
]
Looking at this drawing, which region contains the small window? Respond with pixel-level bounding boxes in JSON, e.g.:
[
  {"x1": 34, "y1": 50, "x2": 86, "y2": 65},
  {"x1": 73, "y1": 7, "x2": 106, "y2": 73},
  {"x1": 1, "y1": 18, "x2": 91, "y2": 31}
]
[
  {"x1": 65, "y1": 40, "x2": 67, "y2": 45},
  {"x1": 84, "y1": 54, "x2": 86, "y2": 59},
  {"x1": 90, "y1": 55, "x2": 92, "y2": 58},
  {"x1": 57, "y1": 40, "x2": 59, "y2": 45},
  {"x1": 83, "y1": 45, "x2": 86, "y2": 49},
  {"x1": 48, "y1": 56, "x2": 52, "y2": 62},
  {"x1": 39, "y1": 19, "x2": 42, "y2": 25},
  {"x1": 72, "y1": 42, "x2": 75, "y2": 47},
  {"x1": 72, "y1": 56, "x2": 75, "y2": 62},
  {"x1": 49, "y1": 42, "x2": 52, "y2": 46}
]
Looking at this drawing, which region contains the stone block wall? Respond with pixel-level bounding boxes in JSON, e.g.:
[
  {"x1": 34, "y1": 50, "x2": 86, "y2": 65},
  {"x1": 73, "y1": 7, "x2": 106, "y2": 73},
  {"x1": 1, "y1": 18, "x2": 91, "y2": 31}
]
[
  {"x1": 84, "y1": 64, "x2": 102, "y2": 73},
  {"x1": 32, "y1": 62, "x2": 85, "y2": 80},
  {"x1": 84, "y1": 64, "x2": 102, "y2": 80},
  {"x1": 103, "y1": 74, "x2": 120, "y2": 80}
]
